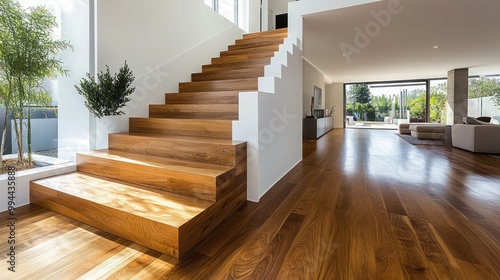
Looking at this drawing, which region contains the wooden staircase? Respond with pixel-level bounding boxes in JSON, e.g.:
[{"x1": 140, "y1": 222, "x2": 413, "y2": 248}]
[{"x1": 30, "y1": 28, "x2": 288, "y2": 259}]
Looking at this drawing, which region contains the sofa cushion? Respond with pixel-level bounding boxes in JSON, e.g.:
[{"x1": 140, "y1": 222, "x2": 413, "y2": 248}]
[
  {"x1": 464, "y1": 116, "x2": 491, "y2": 125},
  {"x1": 411, "y1": 131, "x2": 445, "y2": 140},
  {"x1": 399, "y1": 123, "x2": 437, "y2": 134},
  {"x1": 409, "y1": 124, "x2": 445, "y2": 133}
]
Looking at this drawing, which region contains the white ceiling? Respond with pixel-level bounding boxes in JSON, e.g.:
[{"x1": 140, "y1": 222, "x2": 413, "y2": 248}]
[{"x1": 302, "y1": 0, "x2": 500, "y2": 83}]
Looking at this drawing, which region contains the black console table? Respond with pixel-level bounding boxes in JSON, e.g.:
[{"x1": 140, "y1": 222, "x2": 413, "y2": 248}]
[{"x1": 303, "y1": 116, "x2": 333, "y2": 139}]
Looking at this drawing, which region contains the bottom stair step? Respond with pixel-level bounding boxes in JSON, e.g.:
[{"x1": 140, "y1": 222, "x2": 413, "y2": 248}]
[
  {"x1": 30, "y1": 171, "x2": 248, "y2": 259},
  {"x1": 30, "y1": 172, "x2": 212, "y2": 259}
]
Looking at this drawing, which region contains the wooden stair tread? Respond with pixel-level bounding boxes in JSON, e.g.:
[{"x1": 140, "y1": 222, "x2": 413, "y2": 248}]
[
  {"x1": 79, "y1": 149, "x2": 233, "y2": 177},
  {"x1": 150, "y1": 103, "x2": 238, "y2": 111},
  {"x1": 129, "y1": 117, "x2": 233, "y2": 139},
  {"x1": 108, "y1": 132, "x2": 244, "y2": 166},
  {"x1": 220, "y1": 46, "x2": 279, "y2": 57},
  {"x1": 192, "y1": 68, "x2": 264, "y2": 81},
  {"x1": 202, "y1": 64, "x2": 267, "y2": 73},
  {"x1": 165, "y1": 91, "x2": 239, "y2": 104},
  {"x1": 149, "y1": 103, "x2": 239, "y2": 120},
  {"x1": 243, "y1": 28, "x2": 287, "y2": 38},
  {"x1": 230, "y1": 37, "x2": 284, "y2": 50},
  {"x1": 32, "y1": 172, "x2": 213, "y2": 227},
  {"x1": 111, "y1": 132, "x2": 244, "y2": 146},
  {"x1": 210, "y1": 56, "x2": 272, "y2": 66},
  {"x1": 179, "y1": 78, "x2": 258, "y2": 92}
]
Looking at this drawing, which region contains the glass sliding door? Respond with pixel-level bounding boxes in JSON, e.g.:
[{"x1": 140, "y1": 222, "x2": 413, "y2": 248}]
[
  {"x1": 345, "y1": 81, "x2": 428, "y2": 129},
  {"x1": 429, "y1": 79, "x2": 447, "y2": 124}
]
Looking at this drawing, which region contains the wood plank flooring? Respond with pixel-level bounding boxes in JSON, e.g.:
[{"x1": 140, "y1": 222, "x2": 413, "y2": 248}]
[{"x1": 1, "y1": 128, "x2": 499, "y2": 279}]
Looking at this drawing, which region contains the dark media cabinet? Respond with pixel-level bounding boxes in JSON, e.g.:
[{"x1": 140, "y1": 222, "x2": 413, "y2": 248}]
[{"x1": 303, "y1": 116, "x2": 333, "y2": 139}]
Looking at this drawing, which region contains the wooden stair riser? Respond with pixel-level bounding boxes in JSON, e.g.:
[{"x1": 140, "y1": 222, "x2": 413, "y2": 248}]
[
  {"x1": 149, "y1": 104, "x2": 239, "y2": 120},
  {"x1": 191, "y1": 68, "x2": 264, "y2": 82},
  {"x1": 242, "y1": 28, "x2": 287, "y2": 39},
  {"x1": 165, "y1": 91, "x2": 239, "y2": 105},
  {"x1": 220, "y1": 45, "x2": 279, "y2": 57},
  {"x1": 211, "y1": 54, "x2": 272, "y2": 65},
  {"x1": 234, "y1": 35, "x2": 286, "y2": 44},
  {"x1": 229, "y1": 37, "x2": 284, "y2": 51},
  {"x1": 76, "y1": 153, "x2": 220, "y2": 201},
  {"x1": 178, "y1": 182, "x2": 247, "y2": 258},
  {"x1": 179, "y1": 78, "x2": 258, "y2": 92},
  {"x1": 130, "y1": 117, "x2": 233, "y2": 139},
  {"x1": 108, "y1": 133, "x2": 241, "y2": 166},
  {"x1": 30, "y1": 182, "x2": 181, "y2": 258},
  {"x1": 203, "y1": 62, "x2": 269, "y2": 73},
  {"x1": 216, "y1": 143, "x2": 247, "y2": 199},
  {"x1": 234, "y1": 35, "x2": 286, "y2": 46}
]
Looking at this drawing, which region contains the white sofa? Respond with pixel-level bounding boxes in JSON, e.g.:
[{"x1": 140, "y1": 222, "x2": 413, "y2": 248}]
[{"x1": 452, "y1": 124, "x2": 500, "y2": 153}]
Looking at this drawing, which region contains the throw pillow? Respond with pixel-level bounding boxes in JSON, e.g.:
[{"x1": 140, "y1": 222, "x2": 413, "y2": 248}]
[{"x1": 465, "y1": 116, "x2": 491, "y2": 125}]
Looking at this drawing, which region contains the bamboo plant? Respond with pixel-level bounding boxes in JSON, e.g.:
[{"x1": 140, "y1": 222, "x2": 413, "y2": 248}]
[{"x1": 0, "y1": 0, "x2": 71, "y2": 168}]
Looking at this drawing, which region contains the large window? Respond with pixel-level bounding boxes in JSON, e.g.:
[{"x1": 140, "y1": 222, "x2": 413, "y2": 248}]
[
  {"x1": 344, "y1": 75, "x2": 500, "y2": 129},
  {"x1": 204, "y1": 0, "x2": 249, "y2": 31},
  {"x1": 8, "y1": 0, "x2": 92, "y2": 161},
  {"x1": 205, "y1": 0, "x2": 237, "y2": 24},
  {"x1": 345, "y1": 81, "x2": 429, "y2": 129},
  {"x1": 429, "y1": 79, "x2": 447, "y2": 124}
]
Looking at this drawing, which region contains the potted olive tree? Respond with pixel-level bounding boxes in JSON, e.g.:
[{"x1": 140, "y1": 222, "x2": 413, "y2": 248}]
[
  {"x1": 75, "y1": 61, "x2": 135, "y2": 118},
  {"x1": 0, "y1": 0, "x2": 71, "y2": 171}
]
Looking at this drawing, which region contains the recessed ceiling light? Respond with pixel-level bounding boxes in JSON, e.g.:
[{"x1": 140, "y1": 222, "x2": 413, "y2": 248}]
[{"x1": 433, "y1": 45, "x2": 439, "y2": 49}]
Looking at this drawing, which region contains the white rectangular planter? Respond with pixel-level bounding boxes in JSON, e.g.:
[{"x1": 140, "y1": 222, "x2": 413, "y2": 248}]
[{"x1": 0, "y1": 155, "x2": 76, "y2": 212}]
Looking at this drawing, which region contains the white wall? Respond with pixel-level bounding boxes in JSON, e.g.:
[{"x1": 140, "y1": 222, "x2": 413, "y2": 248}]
[
  {"x1": 269, "y1": 0, "x2": 294, "y2": 16},
  {"x1": 268, "y1": 0, "x2": 294, "y2": 29},
  {"x1": 303, "y1": 60, "x2": 325, "y2": 117},
  {"x1": 247, "y1": 0, "x2": 261, "y2": 32},
  {"x1": 94, "y1": 0, "x2": 244, "y2": 149},
  {"x1": 325, "y1": 83, "x2": 345, "y2": 128},
  {"x1": 288, "y1": 0, "x2": 380, "y2": 48},
  {"x1": 58, "y1": 0, "x2": 92, "y2": 161},
  {"x1": 234, "y1": 37, "x2": 303, "y2": 202}
]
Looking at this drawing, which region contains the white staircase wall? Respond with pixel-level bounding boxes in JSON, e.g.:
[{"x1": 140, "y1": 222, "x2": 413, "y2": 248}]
[
  {"x1": 94, "y1": 0, "x2": 244, "y2": 149},
  {"x1": 234, "y1": 37, "x2": 303, "y2": 202}
]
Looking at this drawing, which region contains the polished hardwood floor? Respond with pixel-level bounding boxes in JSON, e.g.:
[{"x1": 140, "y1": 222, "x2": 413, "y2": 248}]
[{"x1": 1, "y1": 128, "x2": 499, "y2": 279}]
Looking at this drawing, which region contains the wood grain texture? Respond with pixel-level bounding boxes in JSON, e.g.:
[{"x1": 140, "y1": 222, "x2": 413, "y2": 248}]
[
  {"x1": 229, "y1": 37, "x2": 284, "y2": 51},
  {"x1": 76, "y1": 149, "x2": 233, "y2": 201},
  {"x1": 129, "y1": 117, "x2": 233, "y2": 139},
  {"x1": 108, "y1": 132, "x2": 244, "y2": 166},
  {"x1": 210, "y1": 54, "x2": 272, "y2": 65},
  {"x1": 149, "y1": 103, "x2": 239, "y2": 120},
  {"x1": 5, "y1": 129, "x2": 500, "y2": 278},
  {"x1": 30, "y1": 172, "x2": 208, "y2": 258},
  {"x1": 242, "y1": 28, "x2": 288, "y2": 39},
  {"x1": 165, "y1": 91, "x2": 239, "y2": 105},
  {"x1": 179, "y1": 78, "x2": 258, "y2": 92},
  {"x1": 191, "y1": 67, "x2": 264, "y2": 81},
  {"x1": 233, "y1": 35, "x2": 286, "y2": 45},
  {"x1": 219, "y1": 45, "x2": 279, "y2": 57}
]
